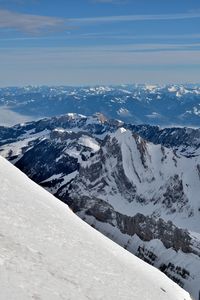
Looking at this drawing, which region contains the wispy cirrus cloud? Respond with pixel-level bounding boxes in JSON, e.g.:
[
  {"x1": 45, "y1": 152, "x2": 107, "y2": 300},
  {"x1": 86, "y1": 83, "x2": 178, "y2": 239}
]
[
  {"x1": 81, "y1": 32, "x2": 200, "y2": 40},
  {"x1": 0, "y1": 9, "x2": 68, "y2": 34},
  {"x1": 69, "y1": 12, "x2": 200, "y2": 24},
  {"x1": 1, "y1": 9, "x2": 200, "y2": 36},
  {"x1": 2, "y1": 33, "x2": 200, "y2": 42}
]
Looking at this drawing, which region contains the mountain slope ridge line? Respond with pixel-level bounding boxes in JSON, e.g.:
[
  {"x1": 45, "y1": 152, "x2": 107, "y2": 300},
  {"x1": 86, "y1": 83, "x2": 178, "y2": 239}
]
[{"x1": 0, "y1": 156, "x2": 192, "y2": 300}]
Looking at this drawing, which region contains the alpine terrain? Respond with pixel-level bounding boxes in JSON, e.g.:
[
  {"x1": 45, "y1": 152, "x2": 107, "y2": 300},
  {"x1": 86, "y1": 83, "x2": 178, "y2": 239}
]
[
  {"x1": 0, "y1": 84, "x2": 200, "y2": 126},
  {"x1": 0, "y1": 156, "x2": 193, "y2": 300},
  {"x1": 0, "y1": 113, "x2": 200, "y2": 299}
]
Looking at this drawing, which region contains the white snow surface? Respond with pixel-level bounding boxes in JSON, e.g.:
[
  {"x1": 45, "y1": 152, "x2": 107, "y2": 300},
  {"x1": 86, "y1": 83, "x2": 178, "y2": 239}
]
[
  {"x1": 79, "y1": 213, "x2": 200, "y2": 300},
  {"x1": 78, "y1": 135, "x2": 100, "y2": 152},
  {"x1": 0, "y1": 156, "x2": 192, "y2": 300}
]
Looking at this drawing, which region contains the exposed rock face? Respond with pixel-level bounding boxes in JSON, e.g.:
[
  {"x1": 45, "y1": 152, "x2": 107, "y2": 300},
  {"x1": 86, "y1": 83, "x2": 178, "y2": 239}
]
[
  {"x1": 69, "y1": 195, "x2": 200, "y2": 296},
  {"x1": 0, "y1": 114, "x2": 200, "y2": 299},
  {"x1": 63, "y1": 128, "x2": 200, "y2": 299},
  {"x1": 16, "y1": 139, "x2": 77, "y2": 183},
  {"x1": 67, "y1": 195, "x2": 192, "y2": 254},
  {"x1": 68, "y1": 129, "x2": 195, "y2": 219}
]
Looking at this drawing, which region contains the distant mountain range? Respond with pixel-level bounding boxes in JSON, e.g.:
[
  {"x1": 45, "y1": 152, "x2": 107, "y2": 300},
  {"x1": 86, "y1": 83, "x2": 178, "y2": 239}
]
[
  {"x1": 0, "y1": 84, "x2": 200, "y2": 126},
  {"x1": 0, "y1": 113, "x2": 200, "y2": 299}
]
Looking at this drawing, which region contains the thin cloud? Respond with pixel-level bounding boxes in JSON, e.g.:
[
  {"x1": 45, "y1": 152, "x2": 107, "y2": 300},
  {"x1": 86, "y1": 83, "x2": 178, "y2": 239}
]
[
  {"x1": 81, "y1": 32, "x2": 200, "y2": 40},
  {"x1": 69, "y1": 12, "x2": 200, "y2": 24},
  {"x1": 0, "y1": 9, "x2": 68, "y2": 34},
  {"x1": 1, "y1": 44, "x2": 200, "y2": 56},
  {"x1": 1, "y1": 9, "x2": 200, "y2": 35},
  {"x1": 0, "y1": 46, "x2": 200, "y2": 86},
  {"x1": 2, "y1": 30, "x2": 200, "y2": 42}
]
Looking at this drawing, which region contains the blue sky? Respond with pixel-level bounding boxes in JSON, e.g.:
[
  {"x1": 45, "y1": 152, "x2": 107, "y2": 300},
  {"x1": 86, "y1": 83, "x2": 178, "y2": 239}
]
[{"x1": 0, "y1": 0, "x2": 200, "y2": 86}]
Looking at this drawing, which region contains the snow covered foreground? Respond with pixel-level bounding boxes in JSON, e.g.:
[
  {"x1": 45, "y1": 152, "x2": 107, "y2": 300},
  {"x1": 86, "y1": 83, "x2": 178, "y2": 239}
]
[{"x1": 0, "y1": 156, "x2": 192, "y2": 300}]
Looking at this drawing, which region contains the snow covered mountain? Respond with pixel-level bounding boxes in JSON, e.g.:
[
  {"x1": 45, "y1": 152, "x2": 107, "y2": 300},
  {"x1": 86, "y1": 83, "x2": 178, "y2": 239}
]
[
  {"x1": 0, "y1": 156, "x2": 193, "y2": 300},
  {"x1": 0, "y1": 83, "x2": 200, "y2": 126},
  {"x1": 0, "y1": 113, "x2": 200, "y2": 299},
  {"x1": 0, "y1": 113, "x2": 199, "y2": 157},
  {"x1": 68, "y1": 127, "x2": 200, "y2": 231},
  {"x1": 65, "y1": 126, "x2": 200, "y2": 299}
]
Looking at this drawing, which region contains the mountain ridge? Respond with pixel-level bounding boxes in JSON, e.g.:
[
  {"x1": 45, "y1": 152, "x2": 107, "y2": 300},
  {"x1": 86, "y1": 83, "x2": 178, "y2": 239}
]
[
  {"x1": 0, "y1": 156, "x2": 192, "y2": 300},
  {"x1": 0, "y1": 83, "x2": 200, "y2": 126},
  {"x1": 0, "y1": 113, "x2": 200, "y2": 299}
]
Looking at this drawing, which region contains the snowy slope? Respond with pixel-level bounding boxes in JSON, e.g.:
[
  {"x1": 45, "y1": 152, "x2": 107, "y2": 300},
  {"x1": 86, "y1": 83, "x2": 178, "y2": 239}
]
[
  {"x1": 66, "y1": 128, "x2": 200, "y2": 299},
  {"x1": 0, "y1": 156, "x2": 192, "y2": 300}
]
